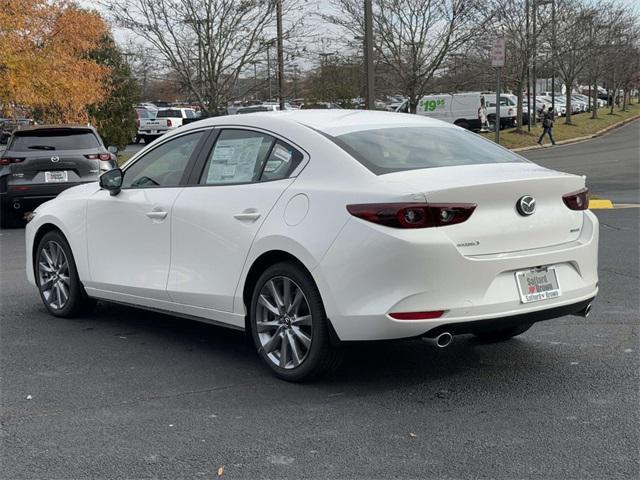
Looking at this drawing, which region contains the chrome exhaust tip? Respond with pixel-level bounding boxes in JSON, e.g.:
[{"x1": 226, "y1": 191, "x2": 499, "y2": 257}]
[
  {"x1": 574, "y1": 303, "x2": 592, "y2": 318},
  {"x1": 423, "y1": 332, "x2": 453, "y2": 348}
]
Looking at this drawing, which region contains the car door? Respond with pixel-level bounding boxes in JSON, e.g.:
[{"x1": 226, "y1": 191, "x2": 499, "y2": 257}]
[
  {"x1": 167, "y1": 128, "x2": 304, "y2": 313},
  {"x1": 85, "y1": 130, "x2": 209, "y2": 301}
]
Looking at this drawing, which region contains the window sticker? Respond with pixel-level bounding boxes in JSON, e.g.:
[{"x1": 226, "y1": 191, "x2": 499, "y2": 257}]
[
  {"x1": 206, "y1": 136, "x2": 263, "y2": 183},
  {"x1": 272, "y1": 144, "x2": 292, "y2": 163}
]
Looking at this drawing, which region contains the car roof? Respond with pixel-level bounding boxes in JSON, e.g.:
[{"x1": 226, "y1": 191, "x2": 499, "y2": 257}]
[{"x1": 206, "y1": 109, "x2": 452, "y2": 136}]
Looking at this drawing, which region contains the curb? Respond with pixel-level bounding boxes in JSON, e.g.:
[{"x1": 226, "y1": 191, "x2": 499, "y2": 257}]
[
  {"x1": 512, "y1": 113, "x2": 640, "y2": 152},
  {"x1": 588, "y1": 199, "x2": 614, "y2": 209}
]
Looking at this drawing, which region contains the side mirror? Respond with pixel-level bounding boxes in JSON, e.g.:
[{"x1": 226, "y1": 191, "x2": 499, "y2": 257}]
[
  {"x1": 107, "y1": 146, "x2": 118, "y2": 154},
  {"x1": 99, "y1": 168, "x2": 123, "y2": 196}
]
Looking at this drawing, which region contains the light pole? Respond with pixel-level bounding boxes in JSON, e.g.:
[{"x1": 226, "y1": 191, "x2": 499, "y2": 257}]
[
  {"x1": 526, "y1": 0, "x2": 531, "y2": 131},
  {"x1": 532, "y1": 0, "x2": 537, "y2": 125},
  {"x1": 364, "y1": 0, "x2": 375, "y2": 110},
  {"x1": 276, "y1": 0, "x2": 285, "y2": 110}
]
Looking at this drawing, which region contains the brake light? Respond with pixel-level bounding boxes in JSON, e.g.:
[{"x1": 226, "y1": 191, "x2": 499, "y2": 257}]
[
  {"x1": 562, "y1": 188, "x2": 589, "y2": 210},
  {"x1": 136, "y1": 119, "x2": 140, "y2": 128},
  {"x1": 166, "y1": 119, "x2": 172, "y2": 127},
  {"x1": 390, "y1": 311, "x2": 444, "y2": 320},
  {"x1": 0, "y1": 157, "x2": 25, "y2": 165},
  {"x1": 346, "y1": 203, "x2": 476, "y2": 228},
  {"x1": 85, "y1": 153, "x2": 113, "y2": 161}
]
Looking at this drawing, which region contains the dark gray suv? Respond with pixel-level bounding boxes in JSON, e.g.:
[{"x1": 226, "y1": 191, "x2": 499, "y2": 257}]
[{"x1": 0, "y1": 125, "x2": 117, "y2": 227}]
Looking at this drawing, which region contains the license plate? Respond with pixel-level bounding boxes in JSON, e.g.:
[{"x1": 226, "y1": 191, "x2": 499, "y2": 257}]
[
  {"x1": 150, "y1": 130, "x2": 158, "y2": 134},
  {"x1": 515, "y1": 266, "x2": 561, "y2": 303},
  {"x1": 45, "y1": 171, "x2": 68, "y2": 182}
]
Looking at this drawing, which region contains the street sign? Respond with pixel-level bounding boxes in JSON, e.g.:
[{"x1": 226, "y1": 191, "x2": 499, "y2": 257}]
[{"x1": 491, "y1": 37, "x2": 506, "y2": 67}]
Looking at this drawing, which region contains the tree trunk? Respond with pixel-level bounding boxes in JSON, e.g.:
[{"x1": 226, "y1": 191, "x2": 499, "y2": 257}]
[
  {"x1": 409, "y1": 95, "x2": 419, "y2": 114},
  {"x1": 564, "y1": 81, "x2": 573, "y2": 124},
  {"x1": 515, "y1": 82, "x2": 523, "y2": 133},
  {"x1": 591, "y1": 80, "x2": 598, "y2": 119}
]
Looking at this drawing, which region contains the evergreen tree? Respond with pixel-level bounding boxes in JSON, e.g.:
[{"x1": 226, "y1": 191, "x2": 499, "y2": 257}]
[{"x1": 88, "y1": 35, "x2": 139, "y2": 150}]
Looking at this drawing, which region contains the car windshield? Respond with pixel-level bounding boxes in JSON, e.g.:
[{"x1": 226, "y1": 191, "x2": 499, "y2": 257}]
[
  {"x1": 330, "y1": 127, "x2": 525, "y2": 175},
  {"x1": 10, "y1": 130, "x2": 100, "y2": 151},
  {"x1": 136, "y1": 109, "x2": 155, "y2": 119}
]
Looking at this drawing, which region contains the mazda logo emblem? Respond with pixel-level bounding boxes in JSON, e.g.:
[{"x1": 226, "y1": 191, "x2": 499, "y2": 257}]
[
  {"x1": 517, "y1": 195, "x2": 536, "y2": 216},
  {"x1": 50, "y1": 156, "x2": 60, "y2": 163}
]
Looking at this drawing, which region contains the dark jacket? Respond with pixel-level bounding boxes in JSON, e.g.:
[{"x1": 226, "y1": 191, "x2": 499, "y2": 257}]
[{"x1": 542, "y1": 109, "x2": 555, "y2": 128}]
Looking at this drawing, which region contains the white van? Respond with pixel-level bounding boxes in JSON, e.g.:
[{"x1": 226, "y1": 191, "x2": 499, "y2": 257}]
[{"x1": 394, "y1": 92, "x2": 516, "y2": 130}]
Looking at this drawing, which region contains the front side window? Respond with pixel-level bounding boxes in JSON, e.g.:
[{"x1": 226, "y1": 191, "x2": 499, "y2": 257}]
[
  {"x1": 330, "y1": 127, "x2": 525, "y2": 175},
  {"x1": 123, "y1": 131, "x2": 205, "y2": 188}
]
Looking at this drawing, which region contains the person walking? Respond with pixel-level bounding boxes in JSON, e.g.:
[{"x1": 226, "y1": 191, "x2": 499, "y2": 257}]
[{"x1": 537, "y1": 105, "x2": 556, "y2": 146}]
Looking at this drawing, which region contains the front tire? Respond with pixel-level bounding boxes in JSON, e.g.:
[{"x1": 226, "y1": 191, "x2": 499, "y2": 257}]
[
  {"x1": 35, "y1": 230, "x2": 95, "y2": 317},
  {"x1": 473, "y1": 322, "x2": 533, "y2": 343},
  {"x1": 249, "y1": 262, "x2": 341, "y2": 381}
]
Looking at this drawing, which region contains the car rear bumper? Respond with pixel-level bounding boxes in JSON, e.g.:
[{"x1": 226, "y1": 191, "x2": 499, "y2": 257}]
[
  {"x1": 315, "y1": 211, "x2": 599, "y2": 341},
  {"x1": 1, "y1": 182, "x2": 91, "y2": 211}
]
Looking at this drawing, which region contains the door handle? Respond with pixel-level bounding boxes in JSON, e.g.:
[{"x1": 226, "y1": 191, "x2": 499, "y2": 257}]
[
  {"x1": 146, "y1": 210, "x2": 168, "y2": 220},
  {"x1": 234, "y1": 210, "x2": 261, "y2": 222}
]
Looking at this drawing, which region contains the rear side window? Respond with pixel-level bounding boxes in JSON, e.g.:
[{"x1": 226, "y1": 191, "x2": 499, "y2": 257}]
[
  {"x1": 185, "y1": 110, "x2": 196, "y2": 119},
  {"x1": 200, "y1": 130, "x2": 273, "y2": 185},
  {"x1": 157, "y1": 109, "x2": 182, "y2": 118},
  {"x1": 10, "y1": 130, "x2": 100, "y2": 151},
  {"x1": 199, "y1": 129, "x2": 302, "y2": 185},
  {"x1": 330, "y1": 127, "x2": 525, "y2": 175}
]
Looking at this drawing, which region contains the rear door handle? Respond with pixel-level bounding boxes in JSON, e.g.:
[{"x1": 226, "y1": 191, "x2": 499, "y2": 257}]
[
  {"x1": 234, "y1": 210, "x2": 261, "y2": 222},
  {"x1": 146, "y1": 210, "x2": 168, "y2": 220}
]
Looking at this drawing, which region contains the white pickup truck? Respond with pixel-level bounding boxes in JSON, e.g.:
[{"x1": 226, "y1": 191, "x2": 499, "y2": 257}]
[{"x1": 137, "y1": 108, "x2": 198, "y2": 143}]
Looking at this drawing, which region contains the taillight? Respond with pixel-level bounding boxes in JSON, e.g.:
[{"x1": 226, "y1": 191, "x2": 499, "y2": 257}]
[
  {"x1": 85, "y1": 153, "x2": 113, "y2": 161},
  {"x1": 166, "y1": 119, "x2": 172, "y2": 127},
  {"x1": 136, "y1": 119, "x2": 140, "y2": 128},
  {"x1": 346, "y1": 203, "x2": 476, "y2": 229},
  {"x1": 562, "y1": 188, "x2": 589, "y2": 210},
  {"x1": 389, "y1": 311, "x2": 444, "y2": 320},
  {"x1": 0, "y1": 157, "x2": 25, "y2": 165}
]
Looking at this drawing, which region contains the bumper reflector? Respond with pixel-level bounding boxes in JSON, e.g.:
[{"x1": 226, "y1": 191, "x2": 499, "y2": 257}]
[{"x1": 390, "y1": 311, "x2": 444, "y2": 320}]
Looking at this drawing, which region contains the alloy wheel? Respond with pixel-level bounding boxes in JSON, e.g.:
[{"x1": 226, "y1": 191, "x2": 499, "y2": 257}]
[
  {"x1": 255, "y1": 276, "x2": 313, "y2": 369},
  {"x1": 38, "y1": 241, "x2": 71, "y2": 310}
]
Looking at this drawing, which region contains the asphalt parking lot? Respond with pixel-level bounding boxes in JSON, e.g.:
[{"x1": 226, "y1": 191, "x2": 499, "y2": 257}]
[{"x1": 1, "y1": 121, "x2": 638, "y2": 479}]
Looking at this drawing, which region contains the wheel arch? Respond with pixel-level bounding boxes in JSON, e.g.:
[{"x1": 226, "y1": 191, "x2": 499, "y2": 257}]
[
  {"x1": 241, "y1": 250, "x2": 313, "y2": 331},
  {"x1": 31, "y1": 222, "x2": 65, "y2": 277}
]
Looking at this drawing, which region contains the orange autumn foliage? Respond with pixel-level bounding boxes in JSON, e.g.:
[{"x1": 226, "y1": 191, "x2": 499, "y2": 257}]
[{"x1": 0, "y1": 0, "x2": 112, "y2": 122}]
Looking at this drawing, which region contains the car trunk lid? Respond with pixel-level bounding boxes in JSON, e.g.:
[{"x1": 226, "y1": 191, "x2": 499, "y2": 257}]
[{"x1": 387, "y1": 162, "x2": 586, "y2": 255}]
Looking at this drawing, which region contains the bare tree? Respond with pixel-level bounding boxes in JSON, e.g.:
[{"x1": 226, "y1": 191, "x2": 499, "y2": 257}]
[
  {"x1": 104, "y1": 0, "x2": 303, "y2": 115},
  {"x1": 324, "y1": 0, "x2": 480, "y2": 113}
]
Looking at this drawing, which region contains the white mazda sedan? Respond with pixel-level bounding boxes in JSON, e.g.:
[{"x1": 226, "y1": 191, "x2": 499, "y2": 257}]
[{"x1": 25, "y1": 110, "x2": 598, "y2": 381}]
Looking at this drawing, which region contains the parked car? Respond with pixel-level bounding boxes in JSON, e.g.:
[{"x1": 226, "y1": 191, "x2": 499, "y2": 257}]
[
  {"x1": 134, "y1": 107, "x2": 157, "y2": 144},
  {"x1": 1, "y1": 118, "x2": 35, "y2": 144},
  {"x1": 25, "y1": 110, "x2": 597, "y2": 381},
  {"x1": 1, "y1": 125, "x2": 117, "y2": 227},
  {"x1": 236, "y1": 103, "x2": 293, "y2": 114},
  {"x1": 137, "y1": 107, "x2": 198, "y2": 143}
]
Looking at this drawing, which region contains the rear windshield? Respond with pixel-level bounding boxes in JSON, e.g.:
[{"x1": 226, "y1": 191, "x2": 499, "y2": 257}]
[
  {"x1": 157, "y1": 109, "x2": 182, "y2": 118},
  {"x1": 10, "y1": 130, "x2": 100, "y2": 151},
  {"x1": 136, "y1": 109, "x2": 155, "y2": 119},
  {"x1": 330, "y1": 127, "x2": 525, "y2": 175}
]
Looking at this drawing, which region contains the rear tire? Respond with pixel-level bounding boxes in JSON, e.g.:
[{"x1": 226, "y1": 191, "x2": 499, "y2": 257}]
[
  {"x1": 35, "y1": 230, "x2": 95, "y2": 317},
  {"x1": 454, "y1": 120, "x2": 470, "y2": 130},
  {"x1": 249, "y1": 262, "x2": 341, "y2": 381},
  {"x1": 473, "y1": 323, "x2": 533, "y2": 343}
]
